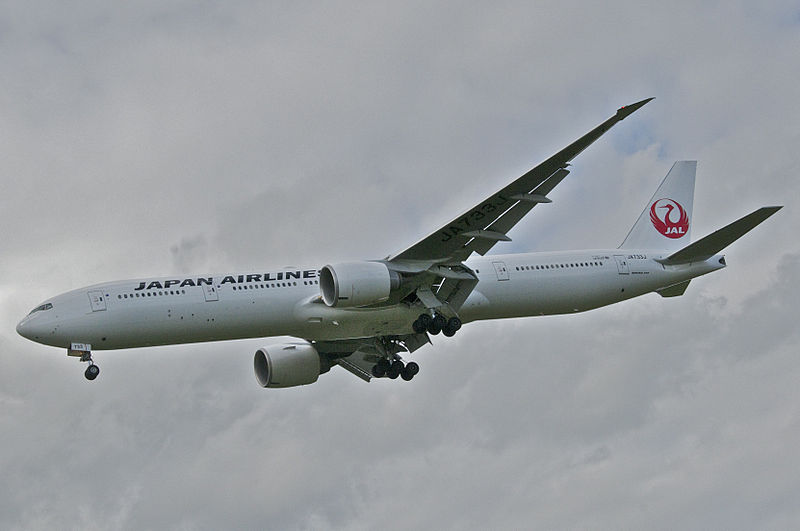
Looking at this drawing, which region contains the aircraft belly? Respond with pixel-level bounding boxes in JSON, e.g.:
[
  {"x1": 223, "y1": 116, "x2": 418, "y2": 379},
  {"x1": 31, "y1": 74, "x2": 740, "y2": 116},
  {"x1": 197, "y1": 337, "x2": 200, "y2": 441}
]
[
  {"x1": 64, "y1": 290, "x2": 308, "y2": 349},
  {"x1": 461, "y1": 269, "x2": 628, "y2": 321},
  {"x1": 293, "y1": 302, "x2": 418, "y2": 341},
  {"x1": 90, "y1": 294, "x2": 419, "y2": 348}
]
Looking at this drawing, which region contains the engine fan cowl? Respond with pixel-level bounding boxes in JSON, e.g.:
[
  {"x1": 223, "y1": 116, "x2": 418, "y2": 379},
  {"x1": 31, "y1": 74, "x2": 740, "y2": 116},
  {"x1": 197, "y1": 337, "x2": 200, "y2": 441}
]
[
  {"x1": 319, "y1": 261, "x2": 400, "y2": 308},
  {"x1": 254, "y1": 342, "x2": 321, "y2": 388}
]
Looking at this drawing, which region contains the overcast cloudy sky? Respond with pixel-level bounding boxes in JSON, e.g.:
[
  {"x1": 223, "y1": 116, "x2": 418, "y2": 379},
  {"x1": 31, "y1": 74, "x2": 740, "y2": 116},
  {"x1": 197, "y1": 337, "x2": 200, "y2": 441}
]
[{"x1": 2, "y1": 2, "x2": 799, "y2": 529}]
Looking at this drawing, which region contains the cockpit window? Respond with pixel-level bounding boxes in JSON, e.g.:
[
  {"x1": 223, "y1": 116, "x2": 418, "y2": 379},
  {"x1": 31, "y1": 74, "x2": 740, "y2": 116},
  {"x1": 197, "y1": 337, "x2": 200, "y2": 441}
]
[{"x1": 28, "y1": 303, "x2": 53, "y2": 315}]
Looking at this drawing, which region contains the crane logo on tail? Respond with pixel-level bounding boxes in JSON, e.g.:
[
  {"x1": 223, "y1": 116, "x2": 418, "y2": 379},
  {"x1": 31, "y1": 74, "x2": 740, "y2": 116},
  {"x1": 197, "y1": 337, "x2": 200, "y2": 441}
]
[{"x1": 650, "y1": 198, "x2": 689, "y2": 238}]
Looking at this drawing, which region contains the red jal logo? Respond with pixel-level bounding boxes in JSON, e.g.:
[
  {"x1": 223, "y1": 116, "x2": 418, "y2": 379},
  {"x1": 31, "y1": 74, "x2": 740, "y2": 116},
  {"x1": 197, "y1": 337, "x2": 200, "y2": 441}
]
[{"x1": 650, "y1": 198, "x2": 689, "y2": 238}]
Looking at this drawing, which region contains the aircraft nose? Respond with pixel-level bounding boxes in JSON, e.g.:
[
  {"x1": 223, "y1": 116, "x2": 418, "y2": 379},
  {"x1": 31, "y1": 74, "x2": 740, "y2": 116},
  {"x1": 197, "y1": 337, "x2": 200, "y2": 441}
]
[
  {"x1": 17, "y1": 315, "x2": 46, "y2": 342},
  {"x1": 16, "y1": 317, "x2": 30, "y2": 338}
]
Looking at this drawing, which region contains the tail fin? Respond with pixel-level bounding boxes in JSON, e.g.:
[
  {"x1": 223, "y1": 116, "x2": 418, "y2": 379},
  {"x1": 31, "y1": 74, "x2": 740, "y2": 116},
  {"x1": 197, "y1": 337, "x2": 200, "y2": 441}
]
[
  {"x1": 620, "y1": 161, "x2": 696, "y2": 251},
  {"x1": 657, "y1": 206, "x2": 782, "y2": 265}
]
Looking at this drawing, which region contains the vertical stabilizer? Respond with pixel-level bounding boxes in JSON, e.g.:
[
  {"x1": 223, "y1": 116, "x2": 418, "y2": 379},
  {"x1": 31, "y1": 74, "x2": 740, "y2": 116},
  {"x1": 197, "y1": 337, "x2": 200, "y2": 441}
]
[{"x1": 620, "y1": 161, "x2": 696, "y2": 251}]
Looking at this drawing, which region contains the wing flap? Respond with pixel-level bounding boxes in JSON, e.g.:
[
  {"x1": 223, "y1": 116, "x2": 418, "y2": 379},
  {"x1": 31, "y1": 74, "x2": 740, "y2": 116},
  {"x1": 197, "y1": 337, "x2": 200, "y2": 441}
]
[{"x1": 336, "y1": 356, "x2": 373, "y2": 382}]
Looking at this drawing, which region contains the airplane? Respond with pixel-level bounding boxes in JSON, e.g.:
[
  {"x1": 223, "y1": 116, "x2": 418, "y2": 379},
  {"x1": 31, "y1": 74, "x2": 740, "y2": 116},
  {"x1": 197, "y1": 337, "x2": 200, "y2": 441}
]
[{"x1": 16, "y1": 98, "x2": 782, "y2": 387}]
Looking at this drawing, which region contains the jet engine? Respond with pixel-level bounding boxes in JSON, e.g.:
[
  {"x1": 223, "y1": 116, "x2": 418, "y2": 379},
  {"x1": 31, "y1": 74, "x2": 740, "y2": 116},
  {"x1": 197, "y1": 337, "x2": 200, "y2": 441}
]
[
  {"x1": 254, "y1": 342, "x2": 321, "y2": 388},
  {"x1": 319, "y1": 261, "x2": 401, "y2": 308}
]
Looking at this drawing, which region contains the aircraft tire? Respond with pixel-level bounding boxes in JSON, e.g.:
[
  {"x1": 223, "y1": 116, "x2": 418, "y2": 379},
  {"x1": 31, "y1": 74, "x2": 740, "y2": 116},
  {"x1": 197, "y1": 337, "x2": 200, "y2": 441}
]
[
  {"x1": 84, "y1": 364, "x2": 100, "y2": 381},
  {"x1": 387, "y1": 361, "x2": 403, "y2": 379},
  {"x1": 371, "y1": 364, "x2": 386, "y2": 378},
  {"x1": 428, "y1": 314, "x2": 445, "y2": 335},
  {"x1": 443, "y1": 317, "x2": 462, "y2": 337},
  {"x1": 415, "y1": 314, "x2": 432, "y2": 334}
]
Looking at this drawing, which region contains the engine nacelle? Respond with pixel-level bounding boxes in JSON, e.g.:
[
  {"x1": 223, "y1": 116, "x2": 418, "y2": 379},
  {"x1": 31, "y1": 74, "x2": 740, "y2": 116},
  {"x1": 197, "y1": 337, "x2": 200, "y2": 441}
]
[
  {"x1": 254, "y1": 342, "x2": 321, "y2": 388},
  {"x1": 319, "y1": 261, "x2": 400, "y2": 308}
]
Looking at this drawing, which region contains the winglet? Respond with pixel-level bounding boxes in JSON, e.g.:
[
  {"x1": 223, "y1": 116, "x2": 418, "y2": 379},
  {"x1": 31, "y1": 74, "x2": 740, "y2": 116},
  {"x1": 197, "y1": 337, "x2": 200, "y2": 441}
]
[{"x1": 616, "y1": 97, "x2": 655, "y2": 120}]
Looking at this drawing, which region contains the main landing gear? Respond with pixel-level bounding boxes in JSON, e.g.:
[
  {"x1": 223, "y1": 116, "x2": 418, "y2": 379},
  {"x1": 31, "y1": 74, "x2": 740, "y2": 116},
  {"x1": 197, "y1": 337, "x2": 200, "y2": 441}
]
[
  {"x1": 412, "y1": 313, "x2": 462, "y2": 337},
  {"x1": 371, "y1": 358, "x2": 420, "y2": 381}
]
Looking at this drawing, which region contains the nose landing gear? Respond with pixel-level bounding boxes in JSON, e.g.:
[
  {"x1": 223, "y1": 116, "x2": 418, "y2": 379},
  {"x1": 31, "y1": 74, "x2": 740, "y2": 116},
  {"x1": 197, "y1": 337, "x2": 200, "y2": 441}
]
[
  {"x1": 68, "y1": 343, "x2": 100, "y2": 381},
  {"x1": 84, "y1": 362, "x2": 100, "y2": 380}
]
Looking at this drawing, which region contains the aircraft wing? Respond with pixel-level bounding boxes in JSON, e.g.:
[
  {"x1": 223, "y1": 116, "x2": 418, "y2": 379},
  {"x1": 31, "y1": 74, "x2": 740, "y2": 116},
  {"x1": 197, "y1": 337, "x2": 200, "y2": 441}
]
[
  {"x1": 317, "y1": 99, "x2": 654, "y2": 384},
  {"x1": 388, "y1": 98, "x2": 654, "y2": 264}
]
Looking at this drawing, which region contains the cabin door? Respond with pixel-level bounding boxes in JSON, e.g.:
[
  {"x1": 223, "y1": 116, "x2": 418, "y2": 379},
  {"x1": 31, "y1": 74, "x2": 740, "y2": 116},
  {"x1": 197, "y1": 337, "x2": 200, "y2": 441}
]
[
  {"x1": 613, "y1": 255, "x2": 630, "y2": 275},
  {"x1": 492, "y1": 261, "x2": 510, "y2": 281},
  {"x1": 87, "y1": 290, "x2": 107, "y2": 312},
  {"x1": 202, "y1": 284, "x2": 219, "y2": 302}
]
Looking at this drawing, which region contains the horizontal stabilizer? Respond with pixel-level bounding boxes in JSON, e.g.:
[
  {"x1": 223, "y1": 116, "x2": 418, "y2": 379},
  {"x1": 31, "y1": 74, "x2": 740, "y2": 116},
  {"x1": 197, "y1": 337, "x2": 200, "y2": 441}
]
[{"x1": 659, "y1": 206, "x2": 782, "y2": 265}]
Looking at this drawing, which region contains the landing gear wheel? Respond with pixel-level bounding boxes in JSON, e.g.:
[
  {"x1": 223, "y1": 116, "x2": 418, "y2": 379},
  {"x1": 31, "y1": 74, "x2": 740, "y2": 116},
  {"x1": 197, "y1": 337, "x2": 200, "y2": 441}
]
[
  {"x1": 428, "y1": 314, "x2": 446, "y2": 335},
  {"x1": 372, "y1": 357, "x2": 391, "y2": 378},
  {"x1": 84, "y1": 364, "x2": 100, "y2": 381},
  {"x1": 413, "y1": 314, "x2": 432, "y2": 334},
  {"x1": 443, "y1": 316, "x2": 462, "y2": 337},
  {"x1": 386, "y1": 361, "x2": 404, "y2": 379},
  {"x1": 401, "y1": 361, "x2": 419, "y2": 381}
]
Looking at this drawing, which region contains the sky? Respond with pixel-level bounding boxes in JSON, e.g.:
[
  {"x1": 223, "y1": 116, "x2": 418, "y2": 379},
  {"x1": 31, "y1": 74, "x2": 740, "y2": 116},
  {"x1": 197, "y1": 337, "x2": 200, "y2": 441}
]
[{"x1": 1, "y1": 2, "x2": 799, "y2": 529}]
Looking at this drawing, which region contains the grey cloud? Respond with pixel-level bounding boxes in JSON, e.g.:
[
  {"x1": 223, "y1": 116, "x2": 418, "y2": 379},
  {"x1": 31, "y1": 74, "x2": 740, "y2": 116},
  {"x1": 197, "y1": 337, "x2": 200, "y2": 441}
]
[{"x1": 2, "y1": 2, "x2": 799, "y2": 530}]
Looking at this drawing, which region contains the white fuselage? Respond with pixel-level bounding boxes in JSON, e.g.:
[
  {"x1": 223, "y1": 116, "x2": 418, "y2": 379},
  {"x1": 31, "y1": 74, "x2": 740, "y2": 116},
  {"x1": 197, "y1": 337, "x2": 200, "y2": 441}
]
[{"x1": 16, "y1": 249, "x2": 725, "y2": 351}]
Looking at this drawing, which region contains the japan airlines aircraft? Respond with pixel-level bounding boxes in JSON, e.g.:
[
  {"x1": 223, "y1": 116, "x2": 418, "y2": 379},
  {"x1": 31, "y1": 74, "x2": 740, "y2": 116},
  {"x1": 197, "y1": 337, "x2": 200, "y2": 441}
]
[{"x1": 17, "y1": 98, "x2": 781, "y2": 387}]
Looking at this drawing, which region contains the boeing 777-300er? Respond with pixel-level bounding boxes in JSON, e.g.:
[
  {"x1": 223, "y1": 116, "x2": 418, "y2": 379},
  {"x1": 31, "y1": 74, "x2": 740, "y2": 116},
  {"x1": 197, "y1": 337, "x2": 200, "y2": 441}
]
[{"x1": 17, "y1": 98, "x2": 782, "y2": 386}]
